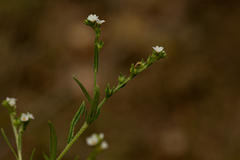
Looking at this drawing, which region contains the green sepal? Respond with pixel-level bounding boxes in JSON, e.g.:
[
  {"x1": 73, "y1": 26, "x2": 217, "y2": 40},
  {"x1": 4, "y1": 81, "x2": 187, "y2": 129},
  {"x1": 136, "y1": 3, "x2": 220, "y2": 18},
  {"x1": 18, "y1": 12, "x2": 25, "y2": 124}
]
[
  {"x1": 161, "y1": 51, "x2": 167, "y2": 59},
  {"x1": 48, "y1": 121, "x2": 57, "y2": 160},
  {"x1": 147, "y1": 51, "x2": 167, "y2": 67},
  {"x1": 97, "y1": 41, "x2": 104, "y2": 52},
  {"x1": 118, "y1": 73, "x2": 126, "y2": 84},
  {"x1": 87, "y1": 85, "x2": 100, "y2": 124},
  {"x1": 73, "y1": 75, "x2": 92, "y2": 104},
  {"x1": 30, "y1": 148, "x2": 36, "y2": 160},
  {"x1": 105, "y1": 83, "x2": 115, "y2": 99},
  {"x1": 1, "y1": 128, "x2": 18, "y2": 159},
  {"x1": 147, "y1": 53, "x2": 155, "y2": 66},
  {"x1": 2, "y1": 100, "x2": 16, "y2": 113},
  {"x1": 19, "y1": 116, "x2": 31, "y2": 132},
  {"x1": 130, "y1": 63, "x2": 138, "y2": 78},
  {"x1": 67, "y1": 101, "x2": 85, "y2": 144},
  {"x1": 95, "y1": 28, "x2": 101, "y2": 39}
]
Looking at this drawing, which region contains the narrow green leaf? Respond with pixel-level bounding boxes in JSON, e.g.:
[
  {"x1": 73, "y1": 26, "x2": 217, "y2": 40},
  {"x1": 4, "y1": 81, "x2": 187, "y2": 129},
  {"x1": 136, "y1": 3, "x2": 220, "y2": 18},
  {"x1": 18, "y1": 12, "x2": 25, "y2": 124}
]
[
  {"x1": 92, "y1": 108, "x2": 101, "y2": 122},
  {"x1": 87, "y1": 85, "x2": 100, "y2": 124},
  {"x1": 43, "y1": 151, "x2": 50, "y2": 160},
  {"x1": 30, "y1": 148, "x2": 36, "y2": 160},
  {"x1": 67, "y1": 101, "x2": 85, "y2": 144},
  {"x1": 73, "y1": 75, "x2": 92, "y2": 104},
  {"x1": 85, "y1": 109, "x2": 88, "y2": 122},
  {"x1": 48, "y1": 121, "x2": 57, "y2": 160},
  {"x1": 1, "y1": 128, "x2": 18, "y2": 159},
  {"x1": 74, "y1": 155, "x2": 80, "y2": 160}
]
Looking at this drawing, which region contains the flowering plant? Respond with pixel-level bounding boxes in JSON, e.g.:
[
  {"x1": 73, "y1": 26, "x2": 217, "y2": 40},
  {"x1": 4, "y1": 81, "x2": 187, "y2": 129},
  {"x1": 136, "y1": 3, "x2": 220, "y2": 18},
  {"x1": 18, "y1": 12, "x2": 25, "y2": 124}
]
[{"x1": 1, "y1": 14, "x2": 167, "y2": 160}]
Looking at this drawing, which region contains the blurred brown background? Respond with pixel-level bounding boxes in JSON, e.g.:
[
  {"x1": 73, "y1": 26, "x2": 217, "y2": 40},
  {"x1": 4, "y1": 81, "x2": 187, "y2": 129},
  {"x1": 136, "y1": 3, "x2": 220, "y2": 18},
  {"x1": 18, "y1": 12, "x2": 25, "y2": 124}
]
[{"x1": 1, "y1": 0, "x2": 240, "y2": 160}]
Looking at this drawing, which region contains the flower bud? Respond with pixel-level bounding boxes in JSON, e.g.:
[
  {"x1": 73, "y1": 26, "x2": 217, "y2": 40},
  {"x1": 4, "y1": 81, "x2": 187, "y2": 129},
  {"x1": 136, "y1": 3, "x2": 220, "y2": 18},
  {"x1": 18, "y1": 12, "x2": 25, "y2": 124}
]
[
  {"x1": 105, "y1": 84, "x2": 114, "y2": 99},
  {"x1": 118, "y1": 73, "x2": 126, "y2": 84}
]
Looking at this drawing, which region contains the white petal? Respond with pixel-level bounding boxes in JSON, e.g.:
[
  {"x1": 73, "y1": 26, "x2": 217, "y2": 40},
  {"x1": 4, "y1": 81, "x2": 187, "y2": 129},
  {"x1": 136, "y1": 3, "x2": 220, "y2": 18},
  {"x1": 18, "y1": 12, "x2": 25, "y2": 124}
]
[
  {"x1": 27, "y1": 112, "x2": 35, "y2": 119},
  {"x1": 20, "y1": 113, "x2": 29, "y2": 122},
  {"x1": 6, "y1": 97, "x2": 17, "y2": 106},
  {"x1": 87, "y1": 14, "x2": 99, "y2": 21},
  {"x1": 153, "y1": 46, "x2": 164, "y2": 52},
  {"x1": 96, "y1": 19, "x2": 105, "y2": 24},
  {"x1": 99, "y1": 133, "x2": 104, "y2": 139},
  {"x1": 86, "y1": 133, "x2": 99, "y2": 146},
  {"x1": 100, "y1": 141, "x2": 108, "y2": 150}
]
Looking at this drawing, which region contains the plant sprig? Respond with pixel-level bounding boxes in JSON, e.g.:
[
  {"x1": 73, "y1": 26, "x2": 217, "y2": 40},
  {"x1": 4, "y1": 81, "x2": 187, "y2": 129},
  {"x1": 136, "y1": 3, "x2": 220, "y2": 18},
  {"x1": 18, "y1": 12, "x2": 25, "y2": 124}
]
[{"x1": 1, "y1": 14, "x2": 167, "y2": 160}]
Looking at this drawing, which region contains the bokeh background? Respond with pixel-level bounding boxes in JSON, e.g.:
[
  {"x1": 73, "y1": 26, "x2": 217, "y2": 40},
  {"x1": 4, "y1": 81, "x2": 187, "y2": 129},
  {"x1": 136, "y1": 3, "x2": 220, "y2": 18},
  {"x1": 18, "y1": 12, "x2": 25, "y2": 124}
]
[{"x1": 1, "y1": 0, "x2": 240, "y2": 160}]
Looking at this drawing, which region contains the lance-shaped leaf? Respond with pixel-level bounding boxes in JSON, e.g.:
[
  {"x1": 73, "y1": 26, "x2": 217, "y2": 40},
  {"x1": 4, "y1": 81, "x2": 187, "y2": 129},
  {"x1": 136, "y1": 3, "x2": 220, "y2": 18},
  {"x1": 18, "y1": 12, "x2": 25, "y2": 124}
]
[
  {"x1": 67, "y1": 102, "x2": 85, "y2": 144},
  {"x1": 48, "y1": 121, "x2": 57, "y2": 160},
  {"x1": 73, "y1": 75, "x2": 92, "y2": 104},
  {"x1": 43, "y1": 152, "x2": 50, "y2": 160},
  {"x1": 87, "y1": 85, "x2": 100, "y2": 124},
  {"x1": 30, "y1": 148, "x2": 36, "y2": 160},
  {"x1": 1, "y1": 128, "x2": 18, "y2": 159},
  {"x1": 92, "y1": 108, "x2": 101, "y2": 122}
]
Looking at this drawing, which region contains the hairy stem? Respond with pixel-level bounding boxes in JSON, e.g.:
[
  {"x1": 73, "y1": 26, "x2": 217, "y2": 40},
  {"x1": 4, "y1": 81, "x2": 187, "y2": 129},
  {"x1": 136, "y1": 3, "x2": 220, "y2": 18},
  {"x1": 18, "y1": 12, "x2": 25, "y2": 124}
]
[
  {"x1": 10, "y1": 114, "x2": 22, "y2": 160},
  {"x1": 56, "y1": 122, "x2": 89, "y2": 160}
]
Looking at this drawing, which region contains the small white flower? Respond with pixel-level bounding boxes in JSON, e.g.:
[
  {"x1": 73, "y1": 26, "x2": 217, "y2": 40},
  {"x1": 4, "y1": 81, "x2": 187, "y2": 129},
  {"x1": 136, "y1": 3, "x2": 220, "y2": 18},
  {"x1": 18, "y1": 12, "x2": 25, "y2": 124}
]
[
  {"x1": 27, "y1": 112, "x2": 35, "y2": 119},
  {"x1": 87, "y1": 14, "x2": 99, "y2": 22},
  {"x1": 96, "y1": 19, "x2": 105, "y2": 24},
  {"x1": 6, "y1": 97, "x2": 17, "y2": 106},
  {"x1": 20, "y1": 112, "x2": 34, "y2": 122},
  {"x1": 153, "y1": 46, "x2": 164, "y2": 53},
  {"x1": 21, "y1": 113, "x2": 29, "y2": 122},
  {"x1": 100, "y1": 140, "x2": 108, "y2": 150},
  {"x1": 99, "y1": 133, "x2": 104, "y2": 139},
  {"x1": 86, "y1": 133, "x2": 99, "y2": 146}
]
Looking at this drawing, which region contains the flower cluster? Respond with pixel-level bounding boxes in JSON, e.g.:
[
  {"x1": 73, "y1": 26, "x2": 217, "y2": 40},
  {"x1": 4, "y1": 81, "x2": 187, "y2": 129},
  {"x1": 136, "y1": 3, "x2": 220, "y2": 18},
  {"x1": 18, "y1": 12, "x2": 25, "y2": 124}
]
[
  {"x1": 87, "y1": 14, "x2": 105, "y2": 24},
  {"x1": 6, "y1": 97, "x2": 17, "y2": 107},
  {"x1": 84, "y1": 14, "x2": 105, "y2": 31},
  {"x1": 86, "y1": 133, "x2": 108, "y2": 150},
  {"x1": 2, "y1": 97, "x2": 18, "y2": 113}
]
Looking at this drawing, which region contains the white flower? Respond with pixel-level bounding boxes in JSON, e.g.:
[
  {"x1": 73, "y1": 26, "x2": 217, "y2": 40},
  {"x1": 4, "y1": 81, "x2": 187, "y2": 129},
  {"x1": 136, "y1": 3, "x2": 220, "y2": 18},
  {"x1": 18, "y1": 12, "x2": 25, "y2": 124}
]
[
  {"x1": 100, "y1": 140, "x2": 108, "y2": 150},
  {"x1": 153, "y1": 46, "x2": 164, "y2": 53},
  {"x1": 86, "y1": 133, "x2": 99, "y2": 146},
  {"x1": 99, "y1": 133, "x2": 104, "y2": 139},
  {"x1": 20, "y1": 112, "x2": 34, "y2": 122},
  {"x1": 6, "y1": 97, "x2": 17, "y2": 106},
  {"x1": 87, "y1": 14, "x2": 99, "y2": 22},
  {"x1": 21, "y1": 113, "x2": 29, "y2": 122},
  {"x1": 96, "y1": 19, "x2": 105, "y2": 24},
  {"x1": 27, "y1": 112, "x2": 35, "y2": 119}
]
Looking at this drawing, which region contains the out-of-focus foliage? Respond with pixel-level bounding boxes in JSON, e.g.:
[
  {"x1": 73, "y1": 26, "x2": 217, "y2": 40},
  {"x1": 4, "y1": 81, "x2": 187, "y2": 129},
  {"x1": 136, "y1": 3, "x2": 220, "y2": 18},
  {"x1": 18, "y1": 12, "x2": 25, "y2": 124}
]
[{"x1": 1, "y1": 0, "x2": 240, "y2": 160}]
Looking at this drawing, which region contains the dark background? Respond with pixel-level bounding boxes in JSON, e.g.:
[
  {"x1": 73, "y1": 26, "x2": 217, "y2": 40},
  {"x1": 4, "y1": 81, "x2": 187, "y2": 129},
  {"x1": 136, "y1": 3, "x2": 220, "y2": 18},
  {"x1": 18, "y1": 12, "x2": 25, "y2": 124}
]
[{"x1": 1, "y1": 0, "x2": 240, "y2": 160}]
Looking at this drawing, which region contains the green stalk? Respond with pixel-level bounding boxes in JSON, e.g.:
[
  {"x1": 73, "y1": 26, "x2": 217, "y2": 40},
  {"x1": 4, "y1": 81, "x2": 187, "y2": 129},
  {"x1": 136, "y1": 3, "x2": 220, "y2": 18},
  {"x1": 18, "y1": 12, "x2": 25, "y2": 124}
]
[
  {"x1": 1, "y1": 128, "x2": 18, "y2": 159},
  {"x1": 56, "y1": 122, "x2": 89, "y2": 160},
  {"x1": 97, "y1": 77, "x2": 132, "y2": 111},
  {"x1": 10, "y1": 114, "x2": 22, "y2": 160}
]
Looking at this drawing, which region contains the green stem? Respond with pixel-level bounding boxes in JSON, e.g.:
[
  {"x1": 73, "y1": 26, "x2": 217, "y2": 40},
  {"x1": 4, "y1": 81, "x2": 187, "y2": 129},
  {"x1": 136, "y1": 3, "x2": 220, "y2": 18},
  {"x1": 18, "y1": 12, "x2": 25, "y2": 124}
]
[
  {"x1": 94, "y1": 69, "x2": 97, "y2": 89},
  {"x1": 56, "y1": 122, "x2": 89, "y2": 160},
  {"x1": 1, "y1": 128, "x2": 18, "y2": 159},
  {"x1": 97, "y1": 77, "x2": 132, "y2": 111},
  {"x1": 10, "y1": 114, "x2": 22, "y2": 160}
]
